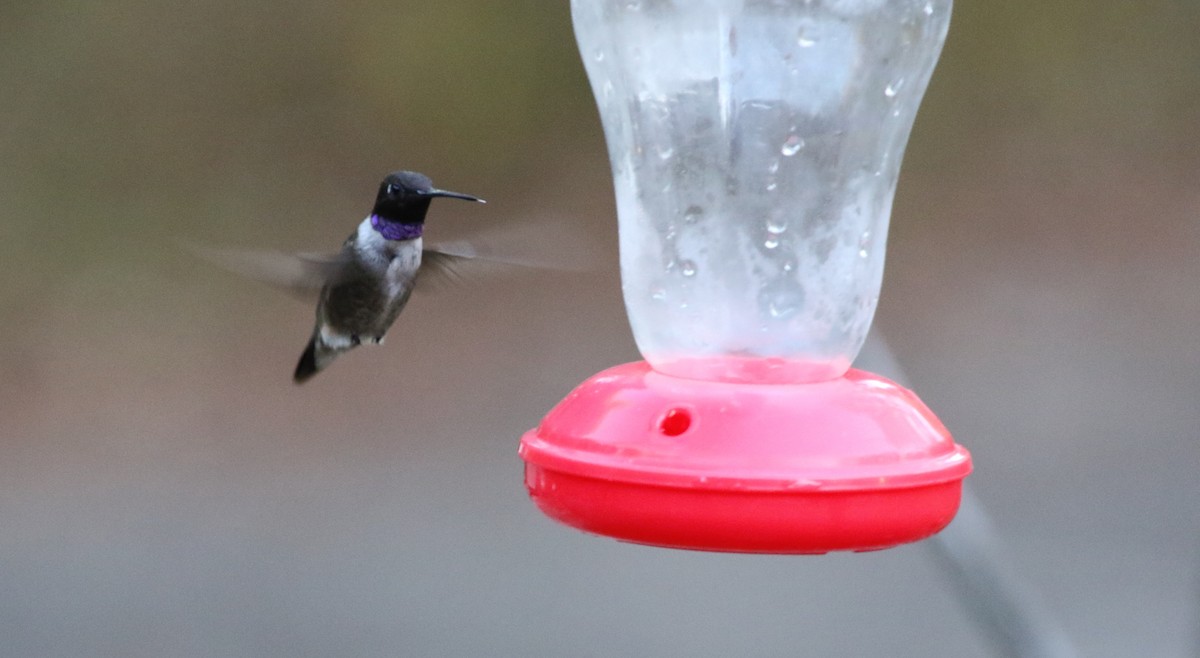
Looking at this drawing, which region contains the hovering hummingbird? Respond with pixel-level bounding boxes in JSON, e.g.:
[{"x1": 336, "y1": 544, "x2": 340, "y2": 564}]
[
  {"x1": 188, "y1": 169, "x2": 589, "y2": 383},
  {"x1": 287, "y1": 170, "x2": 486, "y2": 382}
]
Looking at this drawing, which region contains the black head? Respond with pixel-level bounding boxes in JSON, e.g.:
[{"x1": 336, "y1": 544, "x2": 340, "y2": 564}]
[{"x1": 371, "y1": 171, "x2": 485, "y2": 224}]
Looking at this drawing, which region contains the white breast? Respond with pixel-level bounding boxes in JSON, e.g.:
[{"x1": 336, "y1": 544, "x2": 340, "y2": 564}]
[
  {"x1": 353, "y1": 217, "x2": 423, "y2": 299},
  {"x1": 384, "y1": 239, "x2": 422, "y2": 298}
]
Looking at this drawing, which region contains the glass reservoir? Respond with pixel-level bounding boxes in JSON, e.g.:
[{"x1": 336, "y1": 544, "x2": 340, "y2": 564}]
[{"x1": 575, "y1": 0, "x2": 951, "y2": 383}]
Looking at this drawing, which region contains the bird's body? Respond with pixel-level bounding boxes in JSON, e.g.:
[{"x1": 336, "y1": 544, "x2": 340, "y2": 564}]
[
  {"x1": 292, "y1": 171, "x2": 485, "y2": 382},
  {"x1": 296, "y1": 218, "x2": 424, "y2": 379}
]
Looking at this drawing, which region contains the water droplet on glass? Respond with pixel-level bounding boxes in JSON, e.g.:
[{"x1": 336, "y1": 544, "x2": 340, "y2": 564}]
[
  {"x1": 760, "y1": 279, "x2": 805, "y2": 320},
  {"x1": 765, "y1": 237, "x2": 780, "y2": 249},
  {"x1": 923, "y1": 1, "x2": 934, "y2": 15},
  {"x1": 683, "y1": 205, "x2": 704, "y2": 224},
  {"x1": 625, "y1": 0, "x2": 642, "y2": 10},
  {"x1": 858, "y1": 249, "x2": 869, "y2": 259},
  {"x1": 594, "y1": 50, "x2": 605, "y2": 63},
  {"x1": 680, "y1": 260, "x2": 697, "y2": 277},
  {"x1": 797, "y1": 34, "x2": 816, "y2": 48},
  {"x1": 767, "y1": 159, "x2": 780, "y2": 174},
  {"x1": 767, "y1": 217, "x2": 788, "y2": 233},
  {"x1": 650, "y1": 287, "x2": 667, "y2": 301},
  {"x1": 892, "y1": 109, "x2": 901, "y2": 117},
  {"x1": 657, "y1": 146, "x2": 675, "y2": 160},
  {"x1": 884, "y1": 81, "x2": 902, "y2": 98},
  {"x1": 766, "y1": 181, "x2": 777, "y2": 191},
  {"x1": 781, "y1": 135, "x2": 805, "y2": 157}
]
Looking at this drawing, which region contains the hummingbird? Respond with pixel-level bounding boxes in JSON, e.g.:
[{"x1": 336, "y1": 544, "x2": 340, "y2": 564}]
[
  {"x1": 187, "y1": 169, "x2": 592, "y2": 383},
  {"x1": 293, "y1": 170, "x2": 485, "y2": 382}
]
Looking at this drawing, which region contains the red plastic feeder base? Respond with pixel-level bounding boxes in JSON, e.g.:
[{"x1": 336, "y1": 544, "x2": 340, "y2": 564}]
[{"x1": 519, "y1": 361, "x2": 971, "y2": 554}]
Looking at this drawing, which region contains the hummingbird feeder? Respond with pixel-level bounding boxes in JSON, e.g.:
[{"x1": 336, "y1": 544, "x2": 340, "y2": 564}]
[{"x1": 520, "y1": 0, "x2": 971, "y2": 553}]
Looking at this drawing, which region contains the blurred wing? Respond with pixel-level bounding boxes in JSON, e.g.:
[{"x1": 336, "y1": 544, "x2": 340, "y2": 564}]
[
  {"x1": 417, "y1": 227, "x2": 598, "y2": 292},
  {"x1": 418, "y1": 243, "x2": 488, "y2": 291},
  {"x1": 418, "y1": 241, "x2": 542, "y2": 292},
  {"x1": 183, "y1": 241, "x2": 346, "y2": 300},
  {"x1": 439, "y1": 220, "x2": 601, "y2": 272}
]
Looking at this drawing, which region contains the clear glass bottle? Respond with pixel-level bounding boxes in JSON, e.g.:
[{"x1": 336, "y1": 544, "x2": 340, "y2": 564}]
[{"x1": 574, "y1": 0, "x2": 951, "y2": 383}]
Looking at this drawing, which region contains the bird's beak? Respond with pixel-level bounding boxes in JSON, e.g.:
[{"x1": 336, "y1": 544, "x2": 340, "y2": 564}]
[{"x1": 424, "y1": 188, "x2": 487, "y2": 204}]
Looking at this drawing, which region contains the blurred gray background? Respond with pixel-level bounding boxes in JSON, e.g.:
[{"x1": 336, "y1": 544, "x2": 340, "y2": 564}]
[{"x1": 2, "y1": 1, "x2": 1198, "y2": 656}]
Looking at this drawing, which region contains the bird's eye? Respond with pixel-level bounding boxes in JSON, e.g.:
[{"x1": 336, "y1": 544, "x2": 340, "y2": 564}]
[{"x1": 387, "y1": 184, "x2": 399, "y2": 196}]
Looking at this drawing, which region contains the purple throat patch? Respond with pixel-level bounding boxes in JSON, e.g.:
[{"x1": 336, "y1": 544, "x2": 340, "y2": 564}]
[{"x1": 370, "y1": 214, "x2": 423, "y2": 241}]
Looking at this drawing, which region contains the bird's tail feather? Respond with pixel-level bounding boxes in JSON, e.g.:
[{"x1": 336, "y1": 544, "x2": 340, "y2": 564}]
[
  {"x1": 293, "y1": 337, "x2": 321, "y2": 383},
  {"x1": 294, "y1": 336, "x2": 345, "y2": 381}
]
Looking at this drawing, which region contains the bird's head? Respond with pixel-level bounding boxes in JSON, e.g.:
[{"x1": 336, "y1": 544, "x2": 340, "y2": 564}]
[{"x1": 371, "y1": 171, "x2": 485, "y2": 225}]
